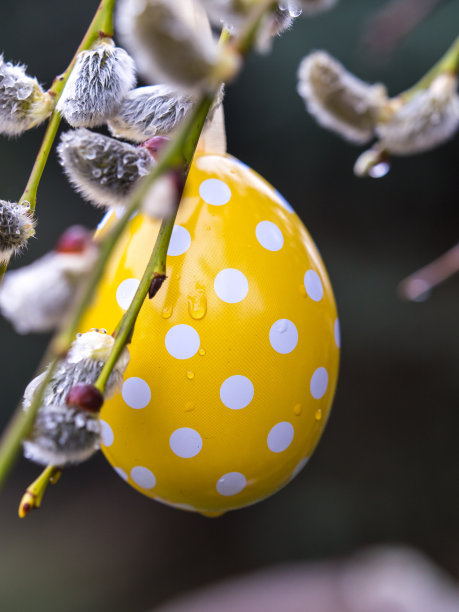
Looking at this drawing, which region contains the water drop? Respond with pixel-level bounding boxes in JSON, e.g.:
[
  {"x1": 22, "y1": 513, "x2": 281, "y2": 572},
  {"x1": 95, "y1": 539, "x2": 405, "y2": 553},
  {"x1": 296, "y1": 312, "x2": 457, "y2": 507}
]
[
  {"x1": 293, "y1": 404, "x2": 302, "y2": 416},
  {"x1": 188, "y1": 288, "x2": 207, "y2": 320},
  {"x1": 198, "y1": 348, "x2": 206, "y2": 356},
  {"x1": 186, "y1": 371, "x2": 195, "y2": 380},
  {"x1": 184, "y1": 402, "x2": 195, "y2": 412},
  {"x1": 275, "y1": 320, "x2": 288, "y2": 334},
  {"x1": 314, "y1": 409, "x2": 323, "y2": 422},
  {"x1": 369, "y1": 161, "x2": 390, "y2": 178},
  {"x1": 161, "y1": 306, "x2": 173, "y2": 319}
]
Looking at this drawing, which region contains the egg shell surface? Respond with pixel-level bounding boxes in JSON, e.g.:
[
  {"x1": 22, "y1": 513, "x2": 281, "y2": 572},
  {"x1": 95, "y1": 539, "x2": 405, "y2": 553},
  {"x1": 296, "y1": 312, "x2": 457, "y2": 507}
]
[{"x1": 84, "y1": 154, "x2": 340, "y2": 516}]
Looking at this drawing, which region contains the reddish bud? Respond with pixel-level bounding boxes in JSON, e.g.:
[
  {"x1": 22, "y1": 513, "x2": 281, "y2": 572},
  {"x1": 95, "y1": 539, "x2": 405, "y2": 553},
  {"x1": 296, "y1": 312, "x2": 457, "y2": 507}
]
[
  {"x1": 66, "y1": 383, "x2": 104, "y2": 413},
  {"x1": 141, "y1": 136, "x2": 170, "y2": 160},
  {"x1": 55, "y1": 225, "x2": 93, "y2": 254}
]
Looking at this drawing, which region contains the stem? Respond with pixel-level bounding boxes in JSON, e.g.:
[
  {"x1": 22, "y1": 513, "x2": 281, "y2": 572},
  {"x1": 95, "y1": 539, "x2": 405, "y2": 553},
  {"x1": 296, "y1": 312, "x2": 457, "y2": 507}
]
[
  {"x1": 95, "y1": 213, "x2": 178, "y2": 393},
  {"x1": 401, "y1": 34, "x2": 459, "y2": 101},
  {"x1": 19, "y1": 113, "x2": 62, "y2": 211},
  {"x1": 18, "y1": 465, "x2": 62, "y2": 518},
  {"x1": 398, "y1": 242, "x2": 459, "y2": 301},
  {"x1": 18, "y1": 0, "x2": 116, "y2": 210}
]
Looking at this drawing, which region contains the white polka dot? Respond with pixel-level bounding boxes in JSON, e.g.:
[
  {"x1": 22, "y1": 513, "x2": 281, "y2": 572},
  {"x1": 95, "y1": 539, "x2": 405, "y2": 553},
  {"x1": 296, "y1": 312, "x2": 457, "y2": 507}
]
[
  {"x1": 256, "y1": 220, "x2": 284, "y2": 251},
  {"x1": 220, "y1": 375, "x2": 254, "y2": 410},
  {"x1": 167, "y1": 225, "x2": 191, "y2": 256},
  {"x1": 131, "y1": 466, "x2": 156, "y2": 489},
  {"x1": 122, "y1": 377, "x2": 151, "y2": 409},
  {"x1": 334, "y1": 318, "x2": 341, "y2": 348},
  {"x1": 114, "y1": 467, "x2": 128, "y2": 481},
  {"x1": 170, "y1": 427, "x2": 202, "y2": 458},
  {"x1": 267, "y1": 422, "x2": 294, "y2": 453},
  {"x1": 310, "y1": 367, "x2": 329, "y2": 399},
  {"x1": 199, "y1": 178, "x2": 231, "y2": 206},
  {"x1": 275, "y1": 190, "x2": 295, "y2": 213},
  {"x1": 165, "y1": 324, "x2": 200, "y2": 359},
  {"x1": 304, "y1": 270, "x2": 324, "y2": 302},
  {"x1": 269, "y1": 319, "x2": 298, "y2": 354},
  {"x1": 291, "y1": 457, "x2": 309, "y2": 480},
  {"x1": 216, "y1": 472, "x2": 247, "y2": 496},
  {"x1": 116, "y1": 278, "x2": 140, "y2": 310},
  {"x1": 100, "y1": 420, "x2": 114, "y2": 447},
  {"x1": 214, "y1": 268, "x2": 248, "y2": 304}
]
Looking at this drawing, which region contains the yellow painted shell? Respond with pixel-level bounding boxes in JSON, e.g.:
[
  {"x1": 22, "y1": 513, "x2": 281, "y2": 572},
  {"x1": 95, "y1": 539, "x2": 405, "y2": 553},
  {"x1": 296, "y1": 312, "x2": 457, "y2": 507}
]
[{"x1": 83, "y1": 153, "x2": 340, "y2": 516}]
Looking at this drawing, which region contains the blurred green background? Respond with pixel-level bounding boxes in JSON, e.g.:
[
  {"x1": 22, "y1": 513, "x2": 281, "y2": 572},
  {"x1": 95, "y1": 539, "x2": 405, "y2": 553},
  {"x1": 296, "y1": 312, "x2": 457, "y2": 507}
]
[{"x1": 0, "y1": 0, "x2": 458, "y2": 610}]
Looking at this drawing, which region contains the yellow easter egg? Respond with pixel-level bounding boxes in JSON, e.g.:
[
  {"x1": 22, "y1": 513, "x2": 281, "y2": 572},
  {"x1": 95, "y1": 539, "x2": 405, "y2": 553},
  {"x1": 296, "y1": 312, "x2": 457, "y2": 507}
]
[{"x1": 84, "y1": 153, "x2": 340, "y2": 516}]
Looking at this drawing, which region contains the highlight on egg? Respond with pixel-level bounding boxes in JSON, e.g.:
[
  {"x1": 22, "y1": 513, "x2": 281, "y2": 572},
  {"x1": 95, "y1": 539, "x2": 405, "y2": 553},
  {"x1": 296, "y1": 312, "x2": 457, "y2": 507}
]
[{"x1": 84, "y1": 153, "x2": 340, "y2": 516}]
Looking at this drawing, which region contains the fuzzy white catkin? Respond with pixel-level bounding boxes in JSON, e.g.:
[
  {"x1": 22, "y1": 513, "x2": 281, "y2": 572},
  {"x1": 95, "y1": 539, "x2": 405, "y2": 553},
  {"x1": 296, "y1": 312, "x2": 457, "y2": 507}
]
[
  {"x1": 0, "y1": 248, "x2": 97, "y2": 333},
  {"x1": 57, "y1": 128, "x2": 154, "y2": 209},
  {"x1": 297, "y1": 50, "x2": 388, "y2": 144},
  {"x1": 22, "y1": 331, "x2": 130, "y2": 466},
  {"x1": 142, "y1": 173, "x2": 178, "y2": 219},
  {"x1": 107, "y1": 85, "x2": 195, "y2": 142},
  {"x1": 0, "y1": 200, "x2": 35, "y2": 261},
  {"x1": 57, "y1": 38, "x2": 136, "y2": 128},
  {"x1": 375, "y1": 74, "x2": 459, "y2": 155},
  {"x1": 116, "y1": 0, "x2": 220, "y2": 90},
  {"x1": 0, "y1": 55, "x2": 53, "y2": 136},
  {"x1": 198, "y1": 0, "x2": 251, "y2": 30}
]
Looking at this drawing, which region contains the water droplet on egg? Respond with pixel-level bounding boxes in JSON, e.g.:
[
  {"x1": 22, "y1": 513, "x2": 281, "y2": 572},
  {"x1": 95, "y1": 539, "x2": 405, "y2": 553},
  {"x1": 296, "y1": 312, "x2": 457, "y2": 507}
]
[
  {"x1": 198, "y1": 348, "x2": 206, "y2": 356},
  {"x1": 293, "y1": 404, "x2": 302, "y2": 416},
  {"x1": 275, "y1": 320, "x2": 288, "y2": 334},
  {"x1": 184, "y1": 402, "x2": 195, "y2": 412},
  {"x1": 186, "y1": 371, "x2": 195, "y2": 380},
  {"x1": 188, "y1": 289, "x2": 207, "y2": 320},
  {"x1": 161, "y1": 306, "x2": 173, "y2": 319},
  {"x1": 314, "y1": 409, "x2": 323, "y2": 421}
]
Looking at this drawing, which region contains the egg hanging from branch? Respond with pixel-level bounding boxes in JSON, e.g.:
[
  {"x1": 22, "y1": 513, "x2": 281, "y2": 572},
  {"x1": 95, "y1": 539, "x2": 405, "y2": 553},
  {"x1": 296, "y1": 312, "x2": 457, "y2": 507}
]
[{"x1": 83, "y1": 153, "x2": 340, "y2": 516}]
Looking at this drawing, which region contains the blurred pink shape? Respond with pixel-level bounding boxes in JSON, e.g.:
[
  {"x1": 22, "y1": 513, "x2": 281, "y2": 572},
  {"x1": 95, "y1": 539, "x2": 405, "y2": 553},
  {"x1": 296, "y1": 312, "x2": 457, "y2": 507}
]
[{"x1": 155, "y1": 547, "x2": 459, "y2": 612}]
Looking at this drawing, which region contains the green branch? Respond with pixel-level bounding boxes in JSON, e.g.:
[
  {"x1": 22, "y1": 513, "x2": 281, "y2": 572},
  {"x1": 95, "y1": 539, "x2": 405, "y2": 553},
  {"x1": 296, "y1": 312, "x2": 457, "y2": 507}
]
[{"x1": 18, "y1": 0, "x2": 116, "y2": 211}]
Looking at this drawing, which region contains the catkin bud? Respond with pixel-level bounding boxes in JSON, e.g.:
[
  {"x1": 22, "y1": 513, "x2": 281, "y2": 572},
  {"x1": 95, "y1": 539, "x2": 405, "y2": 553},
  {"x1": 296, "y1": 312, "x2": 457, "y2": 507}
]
[
  {"x1": 0, "y1": 55, "x2": 53, "y2": 137},
  {"x1": 57, "y1": 38, "x2": 136, "y2": 128},
  {"x1": 116, "y1": 0, "x2": 224, "y2": 90},
  {"x1": 107, "y1": 85, "x2": 194, "y2": 142},
  {"x1": 57, "y1": 128, "x2": 154, "y2": 209},
  {"x1": 375, "y1": 74, "x2": 459, "y2": 155},
  {"x1": 0, "y1": 200, "x2": 35, "y2": 261},
  {"x1": 0, "y1": 226, "x2": 97, "y2": 333},
  {"x1": 297, "y1": 51, "x2": 388, "y2": 144},
  {"x1": 22, "y1": 330, "x2": 130, "y2": 466},
  {"x1": 142, "y1": 169, "x2": 184, "y2": 219}
]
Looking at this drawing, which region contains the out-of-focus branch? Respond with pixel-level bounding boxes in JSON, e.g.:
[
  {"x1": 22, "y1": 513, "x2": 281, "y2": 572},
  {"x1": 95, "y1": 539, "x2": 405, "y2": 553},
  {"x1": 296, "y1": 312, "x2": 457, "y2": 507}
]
[
  {"x1": 362, "y1": 0, "x2": 446, "y2": 56},
  {"x1": 398, "y1": 243, "x2": 459, "y2": 301}
]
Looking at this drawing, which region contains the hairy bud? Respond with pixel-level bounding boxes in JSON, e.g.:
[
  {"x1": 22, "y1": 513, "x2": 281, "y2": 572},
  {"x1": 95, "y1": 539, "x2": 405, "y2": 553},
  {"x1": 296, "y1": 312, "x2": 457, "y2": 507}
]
[
  {"x1": 0, "y1": 200, "x2": 35, "y2": 261},
  {"x1": 142, "y1": 169, "x2": 184, "y2": 219},
  {"x1": 375, "y1": 74, "x2": 459, "y2": 155},
  {"x1": 297, "y1": 51, "x2": 387, "y2": 144},
  {"x1": 107, "y1": 85, "x2": 194, "y2": 142},
  {"x1": 57, "y1": 38, "x2": 136, "y2": 128},
  {"x1": 57, "y1": 128, "x2": 154, "y2": 208},
  {"x1": 22, "y1": 330, "x2": 130, "y2": 466},
  {"x1": 116, "y1": 0, "x2": 225, "y2": 90},
  {"x1": 0, "y1": 227, "x2": 97, "y2": 333},
  {"x1": 0, "y1": 55, "x2": 53, "y2": 137}
]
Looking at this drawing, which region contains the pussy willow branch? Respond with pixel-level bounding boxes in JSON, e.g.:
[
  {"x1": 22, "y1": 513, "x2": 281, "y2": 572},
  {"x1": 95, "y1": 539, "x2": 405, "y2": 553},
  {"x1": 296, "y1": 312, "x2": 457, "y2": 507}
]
[
  {"x1": 0, "y1": 0, "x2": 117, "y2": 286},
  {"x1": 0, "y1": 3, "x2": 279, "y2": 496},
  {"x1": 18, "y1": 0, "x2": 116, "y2": 212}
]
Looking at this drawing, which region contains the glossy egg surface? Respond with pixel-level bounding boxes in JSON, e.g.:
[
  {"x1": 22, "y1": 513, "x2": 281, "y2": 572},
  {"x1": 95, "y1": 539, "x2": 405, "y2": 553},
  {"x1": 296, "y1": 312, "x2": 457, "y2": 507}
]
[{"x1": 84, "y1": 154, "x2": 340, "y2": 515}]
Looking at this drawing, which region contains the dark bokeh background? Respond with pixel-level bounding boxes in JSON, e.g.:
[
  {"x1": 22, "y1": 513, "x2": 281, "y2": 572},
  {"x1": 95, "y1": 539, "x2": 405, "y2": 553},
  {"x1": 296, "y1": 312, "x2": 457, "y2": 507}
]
[{"x1": 1, "y1": 1, "x2": 458, "y2": 610}]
